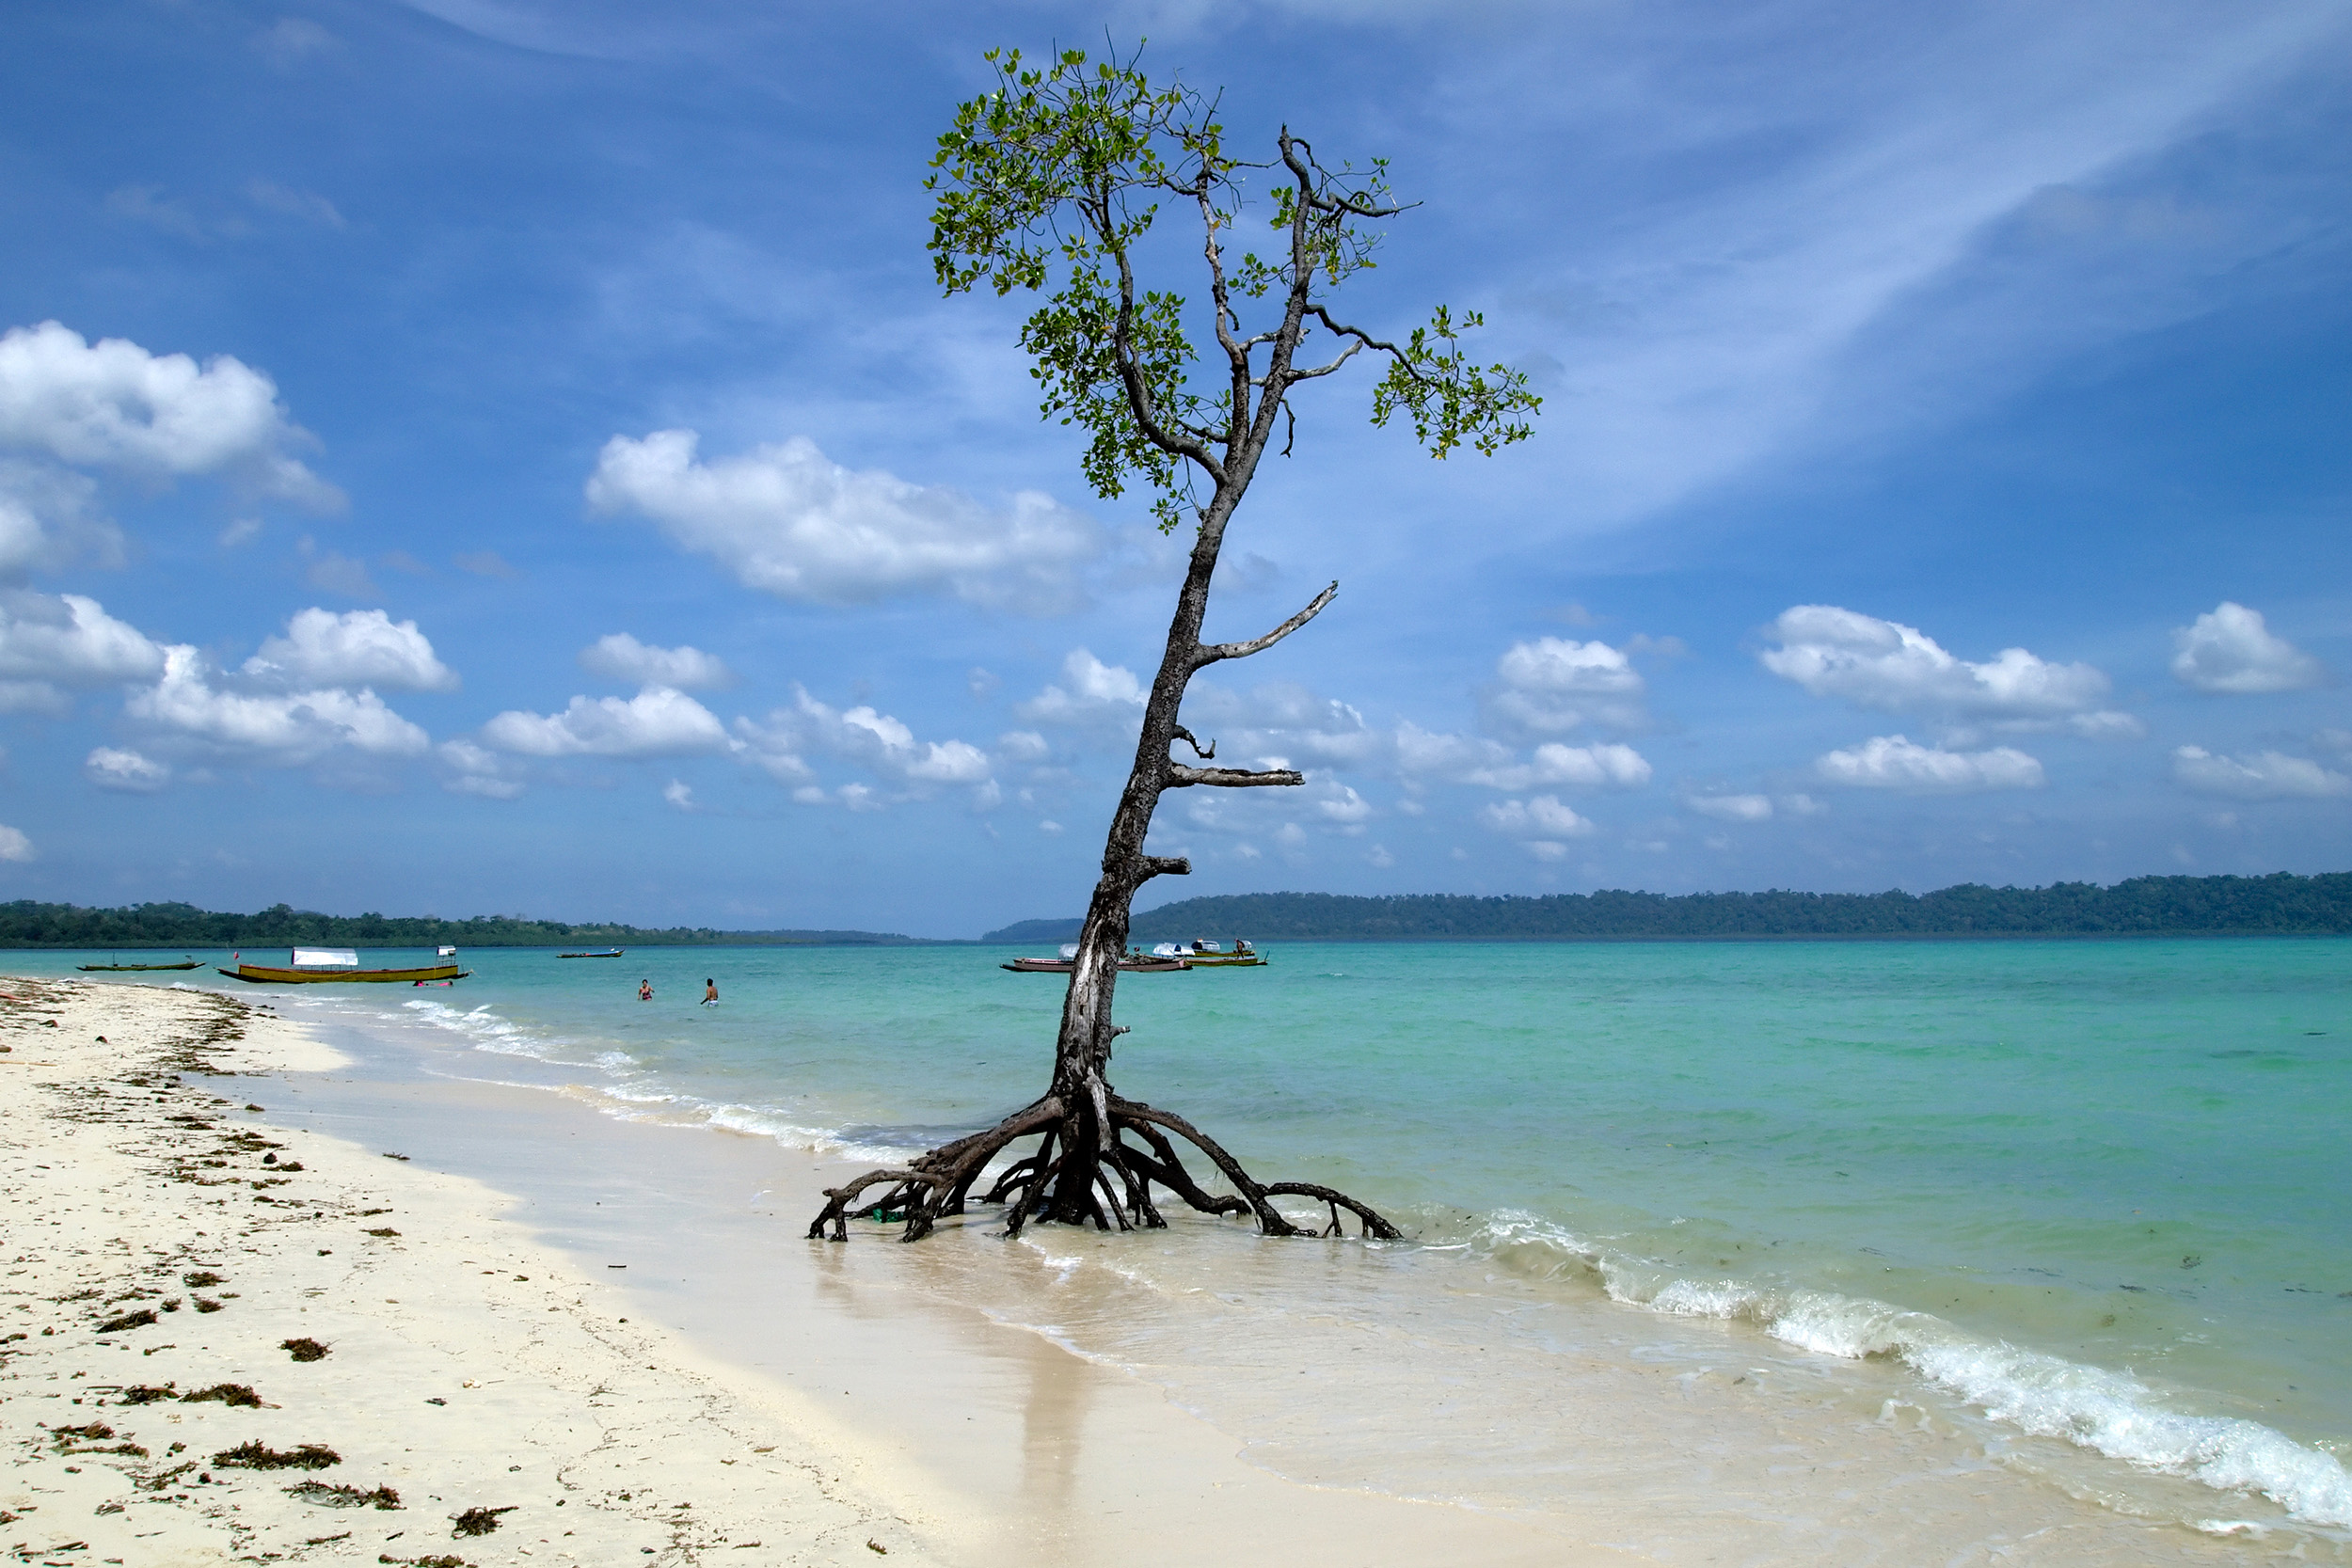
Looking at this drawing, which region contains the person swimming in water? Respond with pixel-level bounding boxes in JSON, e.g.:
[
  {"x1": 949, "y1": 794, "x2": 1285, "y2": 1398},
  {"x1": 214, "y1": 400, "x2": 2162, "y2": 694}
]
[
  {"x1": 638, "y1": 979, "x2": 653, "y2": 1001},
  {"x1": 701, "y1": 978, "x2": 718, "y2": 1006}
]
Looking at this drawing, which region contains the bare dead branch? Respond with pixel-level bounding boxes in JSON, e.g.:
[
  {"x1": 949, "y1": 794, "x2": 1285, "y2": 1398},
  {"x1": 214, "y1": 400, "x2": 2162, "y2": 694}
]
[
  {"x1": 1169, "y1": 726, "x2": 1216, "y2": 760},
  {"x1": 1166, "y1": 764, "x2": 1305, "y2": 789},
  {"x1": 1303, "y1": 304, "x2": 1402, "y2": 360},
  {"x1": 1286, "y1": 337, "x2": 1367, "y2": 383},
  {"x1": 1193, "y1": 581, "x2": 1338, "y2": 668}
]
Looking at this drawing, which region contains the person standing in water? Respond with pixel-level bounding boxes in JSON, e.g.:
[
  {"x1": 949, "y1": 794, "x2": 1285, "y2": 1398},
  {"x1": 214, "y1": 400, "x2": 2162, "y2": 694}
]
[
  {"x1": 638, "y1": 979, "x2": 653, "y2": 1001},
  {"x1": 701, "y1": 978, "x2": 719, "y2": 1006}
]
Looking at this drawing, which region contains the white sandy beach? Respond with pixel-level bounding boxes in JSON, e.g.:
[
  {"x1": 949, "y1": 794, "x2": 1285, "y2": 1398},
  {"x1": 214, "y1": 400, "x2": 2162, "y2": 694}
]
[
  {"x1": 0, "y1": 976, "x2": 961, "y2": 1566},
  {"x1": 2, "y1": 978, "x2": 1630, "y2": 1568}
]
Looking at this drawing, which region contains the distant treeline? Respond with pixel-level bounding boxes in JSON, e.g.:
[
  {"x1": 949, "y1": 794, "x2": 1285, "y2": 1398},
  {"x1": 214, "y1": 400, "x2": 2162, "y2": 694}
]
[
  {"x1": 986, "y1": 873, "x2": 2352, "y2": 943},
  {"x1": 0, "y1": 901, "x2": 932, "y2": 950}
]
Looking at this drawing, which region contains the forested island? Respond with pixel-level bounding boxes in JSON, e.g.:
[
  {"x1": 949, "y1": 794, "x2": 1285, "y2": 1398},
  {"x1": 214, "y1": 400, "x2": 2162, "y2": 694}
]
[
  {"x1": 986, "y1": 872, "x2": 2352, "y2": 943},
  {"x1": 12, "y1": 872, "x2": 2347, "y2": 952},
  {"x1": 0, "y1": 902, "x2": 932, "y2": 950}
]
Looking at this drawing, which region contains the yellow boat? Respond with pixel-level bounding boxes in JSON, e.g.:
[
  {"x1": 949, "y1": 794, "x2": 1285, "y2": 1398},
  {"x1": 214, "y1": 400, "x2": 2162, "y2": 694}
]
[{"x1": 215, "y1": 947, "x2": 469, "y2": 985}]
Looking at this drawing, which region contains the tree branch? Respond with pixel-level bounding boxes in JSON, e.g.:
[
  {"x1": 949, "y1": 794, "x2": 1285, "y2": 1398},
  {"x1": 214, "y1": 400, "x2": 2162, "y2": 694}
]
[
  {"x1": 1192, "y1": 580, "x2": 1338, "y2": 668},
  {"x1": 1170, "y1": 725, "x2": 1215, "y2": 760},
  {"x1": 1166, "y1": 764, "x2": 1305, "y2": 788},
  {"x1": 1303, "y1": 304, "x2": 1402, "y2": 359},
  {"x1": 1286, "y1": 337, "x2": 1366, "y2": 383},
  {"x1": 1107, "y1": 235, "x2": 1227, "y2": 486}
]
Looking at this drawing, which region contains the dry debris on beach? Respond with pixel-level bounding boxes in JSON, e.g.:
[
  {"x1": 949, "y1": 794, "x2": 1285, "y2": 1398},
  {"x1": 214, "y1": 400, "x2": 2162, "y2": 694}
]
[{"x1": 0, "y1": 976, "x2": 934, "y2": 1567}]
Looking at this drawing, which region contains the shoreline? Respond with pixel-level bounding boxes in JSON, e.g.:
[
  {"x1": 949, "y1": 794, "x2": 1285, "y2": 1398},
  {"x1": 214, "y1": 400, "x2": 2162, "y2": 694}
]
[
  {"x1": 11, "y1": 973, "x2": 2342, "y2": 1566},
  {"x1": 3, "y1": 977, "x2": 1624, "y2": 1567}
]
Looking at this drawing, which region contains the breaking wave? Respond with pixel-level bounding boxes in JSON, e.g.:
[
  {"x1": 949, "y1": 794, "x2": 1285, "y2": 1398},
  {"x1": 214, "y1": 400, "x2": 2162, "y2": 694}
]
[{"x1": 1465, "y1": 1208, "x2": 2352, "y2": 1530}]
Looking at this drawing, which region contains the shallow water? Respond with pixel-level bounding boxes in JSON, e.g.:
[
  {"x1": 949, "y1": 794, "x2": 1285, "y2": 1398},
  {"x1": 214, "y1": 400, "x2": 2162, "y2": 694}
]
[{"x1": 36, "y1": 936, "x2": 2352, "y2": 1550}]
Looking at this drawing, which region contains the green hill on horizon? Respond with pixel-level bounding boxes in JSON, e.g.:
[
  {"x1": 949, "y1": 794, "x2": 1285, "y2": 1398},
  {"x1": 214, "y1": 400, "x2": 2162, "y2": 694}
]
[
  {"x1": 0, "y1": 901, "x2": 941, "y2": 950},
  {"x1": 983, "y1": 871, "x2": 2352, "y2": 943}
]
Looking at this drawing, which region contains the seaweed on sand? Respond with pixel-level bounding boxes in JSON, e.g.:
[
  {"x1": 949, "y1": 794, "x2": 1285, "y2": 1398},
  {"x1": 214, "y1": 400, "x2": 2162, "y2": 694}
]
[
  {"x1": 212, "y1": 1441, "x2": 340, "y2": 1470},
  {"x1": 180, "y1": 1383, "x2": 264, "y2": 1407},
  {"x1": 96, "y1": 1307, "x2": 157, "y2": 1333},
  {"x1": 52, "y1": 1422, "x2": 147, "y2": 1457},
  {"x1": 280, "y1": 1337, "x2": 330, "y2": 1361},
  {"x1": 450, "y1": 1506, "x2": 516, "y2": 1537},
  {"x1": 287, "y1": 1481, "x2": 402, "y2": 1509}
]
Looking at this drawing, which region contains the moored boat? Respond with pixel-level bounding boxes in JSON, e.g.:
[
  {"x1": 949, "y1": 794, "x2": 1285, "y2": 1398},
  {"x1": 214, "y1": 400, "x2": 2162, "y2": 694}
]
[
  {"x1": 216, "y1": 947, "x2": 469, "y2": 985},
  {"x1": 559, "y1": 948, "x2": 626, "y2": 958},
  {"x1": 77, "y1": 957, "x2": 202, "y2": 972},
  {"x1": 1150, "y1": 939, "x2": 1265, "y2": 967},
  {"x1": 1001, "y1": 943, "x2": 1191, "y2": 974}
]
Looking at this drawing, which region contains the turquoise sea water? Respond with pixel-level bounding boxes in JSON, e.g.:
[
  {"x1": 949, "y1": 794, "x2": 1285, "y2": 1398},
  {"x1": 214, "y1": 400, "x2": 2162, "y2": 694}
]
[{"x1": 30, "y1": 937, "x2": 2352, "y2": 1543}]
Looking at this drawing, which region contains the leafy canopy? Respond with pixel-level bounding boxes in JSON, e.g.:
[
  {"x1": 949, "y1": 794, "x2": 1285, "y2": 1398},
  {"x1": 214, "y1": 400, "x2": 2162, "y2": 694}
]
[{"x1": 928, "y1": 46, "x2": 1539, "y2": 531}]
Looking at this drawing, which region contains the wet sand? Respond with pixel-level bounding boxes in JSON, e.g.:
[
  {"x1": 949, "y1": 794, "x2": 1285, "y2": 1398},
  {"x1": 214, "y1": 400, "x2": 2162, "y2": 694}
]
[{"x1": 0, "y1": 978, "x2": 1623, "y2": 1567}]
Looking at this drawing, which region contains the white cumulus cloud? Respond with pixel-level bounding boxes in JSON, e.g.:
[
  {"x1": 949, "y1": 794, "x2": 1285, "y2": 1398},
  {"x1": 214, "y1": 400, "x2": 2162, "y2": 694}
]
[
  {"x1": 2170, "y1": 603, "x2": 2326, "y2": 694},
  {"x1": 2171, "y1": 745, "x2": 2349, "y2": 800},
  {"x1": 1486, "y1": 636, "x2": 1645, "y2": 736},
  {"x1": 1482, "y1": 794, "x2": 1596, "y2": 838},
  {"x1": 438, "y1": 739, "x2": 523, "y2": 800},
  {"x1": 1470, "y1": 741, "x2": 1653, "y2": 792},
  {"x1": 0, "y1": 321, "x2": 341, "y2": 509},
  {"x1": 126, "y1": 646, "x2": 430, "y2": 763},
  {"x1": 0, "y1": 459, "x2": 113, "y2": 576},
  {"x1": 1016, "y1": 649, "x2": 1147, "y2": 729},
  {"x1": 995, "y1": 729, "x2": 1050, "y2": 765},
  {"x1": 1316, "y1": 784, "x2": 1373, "y2": 824},
  {"x1": 1762, "y1": 606, "x2": 2131, "y2": 736},
  {"x1": 243, "y1": 608, "x2": 457, "y2": 692},
  {"x1": 798, "y1": 691, "x2": 992, "y2": 784},
  {"x1": 578, "y1": 633, "x2": 732, "y2": 689},
  {"x1": 85, "y1": 746, "x2": 169, "y2": 792},
  {"x1": 1814, "y1": 734, "x2": 2044, "y2": 792},
  {"x1": 0, "y1": 591, "x2": 166, "y2": 710},
  {"x1": 586, "y1": 430, "x2": 1104, "y2": 613},
  {"x1": 481, "y1": 686, "x2": 732, "y2": 759},
  {"x1": 0, "y1": 824, "x2": 30, "y2": 862},
  {"x1": 733, "y1": 690, "x2": 995, "y2": 800}
]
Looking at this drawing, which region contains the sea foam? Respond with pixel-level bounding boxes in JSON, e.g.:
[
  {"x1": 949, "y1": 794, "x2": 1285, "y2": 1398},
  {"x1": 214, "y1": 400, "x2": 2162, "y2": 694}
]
[{"x1": 1465, "y1": 1207, "x2": 2352, "y2": 1530}]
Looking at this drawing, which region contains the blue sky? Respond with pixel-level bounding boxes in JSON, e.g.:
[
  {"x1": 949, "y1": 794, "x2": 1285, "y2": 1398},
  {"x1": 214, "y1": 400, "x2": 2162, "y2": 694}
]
[{"x1": 1, "y1": 0, "x2": 2347, "y2": 938}]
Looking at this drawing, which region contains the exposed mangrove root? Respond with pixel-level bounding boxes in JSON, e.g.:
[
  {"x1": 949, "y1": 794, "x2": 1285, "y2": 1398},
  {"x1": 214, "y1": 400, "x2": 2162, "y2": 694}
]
[{"x1": 808, "y1": 1094, "x2": 1399, "y2": 1244}]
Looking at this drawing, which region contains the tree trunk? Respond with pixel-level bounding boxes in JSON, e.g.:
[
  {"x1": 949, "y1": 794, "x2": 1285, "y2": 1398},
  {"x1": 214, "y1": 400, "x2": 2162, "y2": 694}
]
[
  {"x1": 804, "y1": 470, "x2": 1397, "y2": 1246},
  {"x1": 1040, "y1": 478, "x2": 1242, "y2": 1222}
]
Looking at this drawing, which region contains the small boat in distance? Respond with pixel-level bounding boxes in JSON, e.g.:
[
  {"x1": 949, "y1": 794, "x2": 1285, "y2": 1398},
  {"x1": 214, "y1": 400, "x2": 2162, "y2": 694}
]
[
  {"x1": 559, "y1": 948, "x2": 626, "y2": 958},
  {"x1": 77, "y1": 956, "x2": 202, "y2": 972},
  {"x1": 1002, "y1": 942, "x2": 1191, "y2": 974},
  {"x1": 217, "y1": 947, "x2": 469, "y2": 985},
  {"x1": 1151, "y1": 940, "x2": 1265, "y2": 968}
]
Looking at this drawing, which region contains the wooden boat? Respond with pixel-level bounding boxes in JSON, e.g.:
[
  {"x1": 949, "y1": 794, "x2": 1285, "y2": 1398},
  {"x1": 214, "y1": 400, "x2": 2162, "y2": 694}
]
[
  {"x1": 77, "y1": 958, "x2": 202, "y2": 972},
  {"x1": 1150, "y1": 941, "x2": 1265, "y2": 968},
  {"x1": 1001, "y1": 953, "x2": 1191, "y2": 974},
  {"x1": 559, "y1": 948, "x2": 626, "y2": 958},
  {"x1": 215, "y1": 947, "x2": 468, "y2": 985}
]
